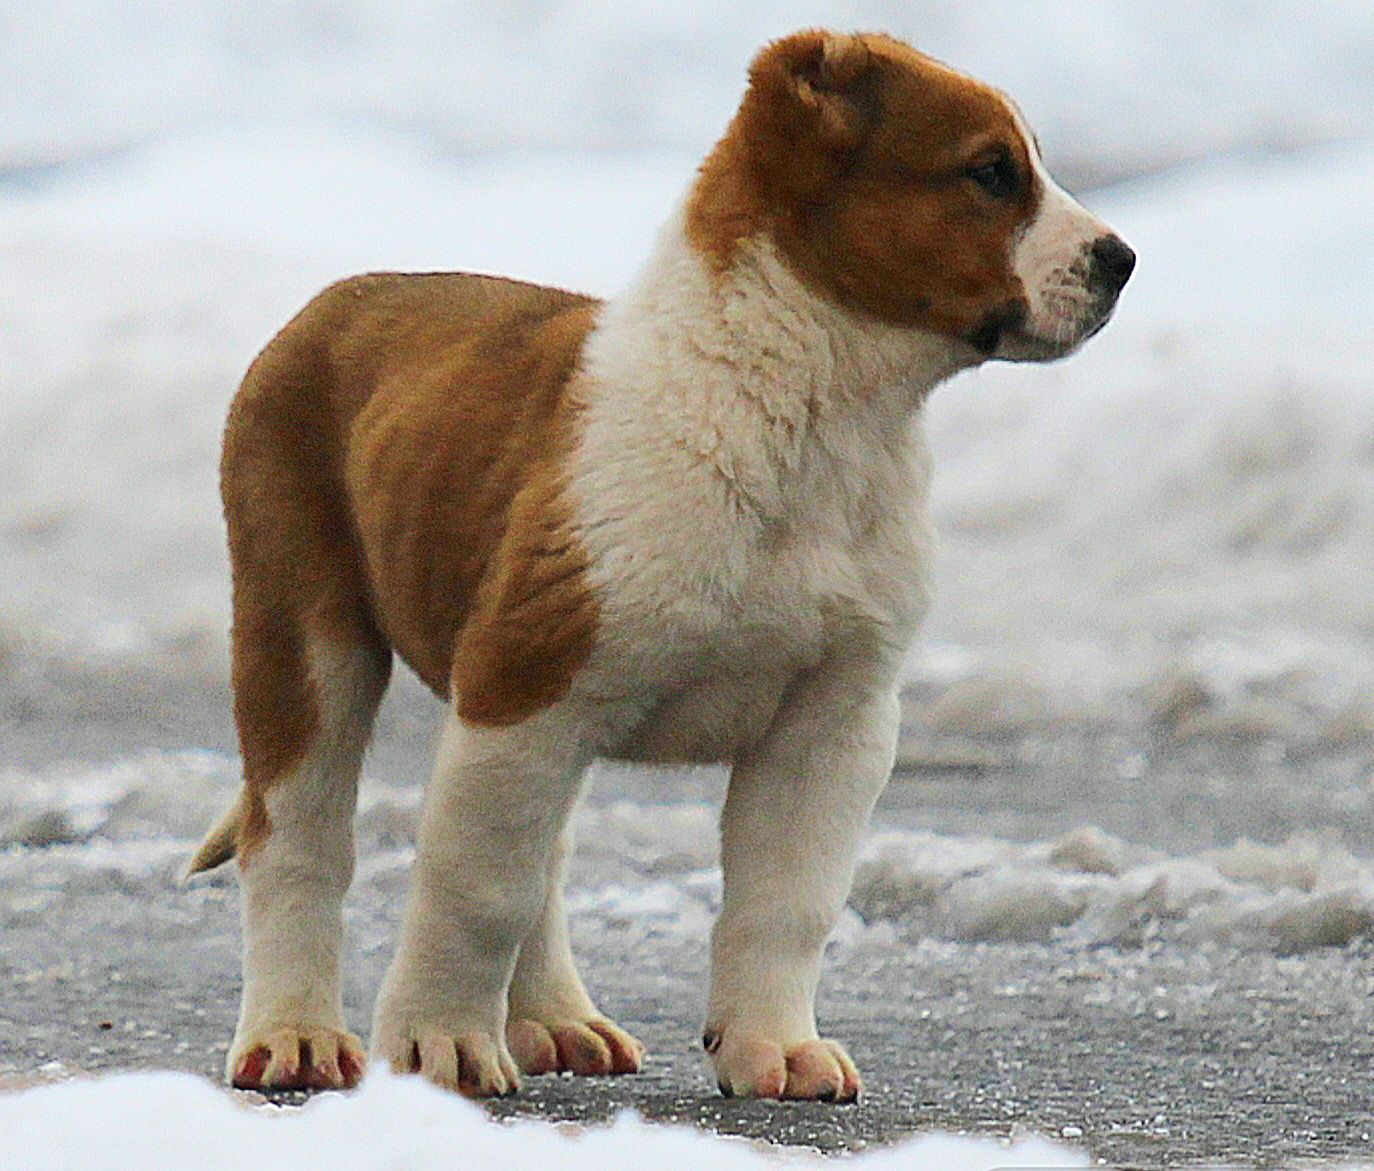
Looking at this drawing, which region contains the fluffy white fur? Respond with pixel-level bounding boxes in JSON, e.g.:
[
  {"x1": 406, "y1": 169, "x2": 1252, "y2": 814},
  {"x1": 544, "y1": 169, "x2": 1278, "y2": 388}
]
[{"x1": 293, "y1": 130, "x2": 1119, "y2": 1097}]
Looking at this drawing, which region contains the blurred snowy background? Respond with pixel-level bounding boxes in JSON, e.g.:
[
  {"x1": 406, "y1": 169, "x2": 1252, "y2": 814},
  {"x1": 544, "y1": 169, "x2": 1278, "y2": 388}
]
[
  {"x1": 8, "y1": 0, "x2": 1374, "y2": 937},
  {"x1": 4, "y1": 0, "x2": 1374, "y2": 915},
  {"x1": 4, "y1": 0, "x2": 1374, "y2": 734}
]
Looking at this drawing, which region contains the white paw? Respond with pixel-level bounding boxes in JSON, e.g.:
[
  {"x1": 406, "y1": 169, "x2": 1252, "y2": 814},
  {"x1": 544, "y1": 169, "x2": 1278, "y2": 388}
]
[
  {"x1": 705, "y1": 1028, "x2": 861, "y2": 1102},
  {"x1": 228, "y1": 1024, "x2": 365, "y2": 1090},
  {"x1": 505, "y1": 1015, "x2": 645, "y2": 1076},
  {"x1": 374, "y1": 1018, "x2": 521, "y2": 1098}
]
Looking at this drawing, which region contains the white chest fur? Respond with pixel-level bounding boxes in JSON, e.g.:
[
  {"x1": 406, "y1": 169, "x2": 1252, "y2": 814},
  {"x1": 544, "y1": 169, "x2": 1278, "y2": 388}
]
[{"x1": 569, "y1": 210, "x2": 962, "y2": 757}]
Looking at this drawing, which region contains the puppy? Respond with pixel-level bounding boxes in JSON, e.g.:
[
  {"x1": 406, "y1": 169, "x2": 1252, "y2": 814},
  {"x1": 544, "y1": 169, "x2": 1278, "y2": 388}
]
[{"x1": 190, "y1": 29, "x2": 1132, "y2": 1101}]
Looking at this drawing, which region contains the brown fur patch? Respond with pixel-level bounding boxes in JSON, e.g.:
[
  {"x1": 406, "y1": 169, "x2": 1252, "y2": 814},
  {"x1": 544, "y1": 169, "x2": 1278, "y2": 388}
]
[
  {"x1": 686, "y1": 30, "x2": 1040, "y2": 340},
  {"x1": 344, "y1": 286, "x2": 601, "y2": 723},
  {"x1": 220, "y1": 273, "x2": 602, "y2": 850}
]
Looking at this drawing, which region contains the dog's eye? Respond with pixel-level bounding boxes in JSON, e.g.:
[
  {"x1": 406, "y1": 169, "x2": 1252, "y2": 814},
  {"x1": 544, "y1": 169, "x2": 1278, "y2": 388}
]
[{"x1": 965, "y1": 153, "x2": 1020, "y2": 200}]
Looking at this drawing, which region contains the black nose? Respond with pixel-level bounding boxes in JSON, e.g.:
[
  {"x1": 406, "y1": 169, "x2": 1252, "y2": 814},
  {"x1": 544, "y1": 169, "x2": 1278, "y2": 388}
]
[{"x1": 1090, "y1": 235, "x2": 1136, "y2": 292}]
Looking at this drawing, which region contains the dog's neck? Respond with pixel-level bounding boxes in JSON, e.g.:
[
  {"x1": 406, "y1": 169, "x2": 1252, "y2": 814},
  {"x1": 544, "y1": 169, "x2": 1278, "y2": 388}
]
[
  {"x1": 585, "y1": 207, "x2": 969, "y2": 445},
  {"x1": 574, "y1": 206, "x2": 962, "y2": 535}
]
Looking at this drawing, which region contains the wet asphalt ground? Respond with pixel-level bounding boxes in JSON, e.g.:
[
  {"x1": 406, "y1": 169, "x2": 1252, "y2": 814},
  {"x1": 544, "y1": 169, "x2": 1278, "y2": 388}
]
[{"x1": 4, "y1": 665, "x2": 1374, "y2": 1167}]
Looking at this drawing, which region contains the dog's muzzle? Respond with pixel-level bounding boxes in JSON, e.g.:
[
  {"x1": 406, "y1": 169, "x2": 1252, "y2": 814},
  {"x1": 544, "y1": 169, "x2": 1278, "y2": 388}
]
[{"x1": 966, "y1": 300, "x2": 1029, "y2": 356}]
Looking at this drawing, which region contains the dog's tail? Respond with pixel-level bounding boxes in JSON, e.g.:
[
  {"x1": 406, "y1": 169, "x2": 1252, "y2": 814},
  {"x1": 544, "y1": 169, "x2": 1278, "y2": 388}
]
[{"x1": 185, "y1": 797, "x2": 243, "y2": 876}]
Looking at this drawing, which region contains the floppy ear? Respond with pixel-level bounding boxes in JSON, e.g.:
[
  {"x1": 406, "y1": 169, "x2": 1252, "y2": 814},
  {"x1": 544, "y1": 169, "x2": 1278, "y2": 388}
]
[
  {"x1": 747, "y1": 31, "x2": 880, "y2": 163},
  {"x1": 684, "y1": 30, "x2": 882, "y2": 269}
]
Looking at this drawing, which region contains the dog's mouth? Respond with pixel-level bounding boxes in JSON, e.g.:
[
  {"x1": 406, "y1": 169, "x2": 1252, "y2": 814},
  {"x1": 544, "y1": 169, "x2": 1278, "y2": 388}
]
[
  {"x1": 964, "y1": 301, "x2": 1028, "y2": 357},
  {"x1": 985, "y1": 295, "x2": 1119, "y2": 363}
]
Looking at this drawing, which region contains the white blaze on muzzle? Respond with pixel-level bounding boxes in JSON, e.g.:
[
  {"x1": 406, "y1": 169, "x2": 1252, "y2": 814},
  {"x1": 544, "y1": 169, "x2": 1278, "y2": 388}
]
[{"x1": 1002, "y1": 106, "x2": 1132, "y2": 360}]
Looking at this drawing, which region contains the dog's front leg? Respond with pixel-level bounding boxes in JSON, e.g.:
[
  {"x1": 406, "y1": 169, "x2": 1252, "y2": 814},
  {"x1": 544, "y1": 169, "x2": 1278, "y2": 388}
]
[
  {"x1": 705, "y1": 654, "x2": 899, "y2": 1102},
  {"x1": 371, "y1": 700, "x2": 600, "y2": 1097}
]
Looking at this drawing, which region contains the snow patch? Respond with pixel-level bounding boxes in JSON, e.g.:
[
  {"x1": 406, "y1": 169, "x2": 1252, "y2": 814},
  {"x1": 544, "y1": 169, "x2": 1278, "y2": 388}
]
[
  {"x1": 6, "y1": 111, "x2": 1374, "y2": 721},
  {"x1": 0, "y1": 751, "x2": 236, "y2": 848},
  {"x1": 5, "y1": 751, "x2": 1374, "y2": 955},
  {"x1": 851, "y1": 827, "x2": 1374, "y2": 953},
  {"x1": 0, "y1": 1069, "x2": 1086, "y2": 1171},
  {"x1": 7, "y1": 1, "x2": 1374, "y2": 185}
]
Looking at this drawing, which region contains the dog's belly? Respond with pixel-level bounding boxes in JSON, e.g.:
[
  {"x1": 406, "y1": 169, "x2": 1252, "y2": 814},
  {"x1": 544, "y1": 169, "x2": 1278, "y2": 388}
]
[
  {"x1": 611, "y1": 661, "x2": 796, "y2": 765},
  {"x1": 609, "y1": 574, "x2": 829, "y2": 765}
]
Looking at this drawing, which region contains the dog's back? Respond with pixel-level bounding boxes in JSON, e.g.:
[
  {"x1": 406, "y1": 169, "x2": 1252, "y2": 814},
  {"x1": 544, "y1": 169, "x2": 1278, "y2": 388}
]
[{"x1": 216, "y1": 271, "x2": 599, "y2": 863}]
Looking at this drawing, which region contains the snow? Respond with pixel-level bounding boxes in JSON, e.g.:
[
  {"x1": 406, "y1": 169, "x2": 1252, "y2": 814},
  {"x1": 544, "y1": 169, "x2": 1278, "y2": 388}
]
[
  {"x1": 7, "y1": 1, "x2": 1374, "y2": 184},
  {"x1": 914, "y1": 136, "x2": 1374, "y2": 708},
  {"x1": 853, "y1": 826, "x2": 1374, "y2": 953},
  {"x1": 7, "y1": 753, "x2": 1374, "y2": 956},
  {"x1": 0, "y1": 1069, "x2": 1085, "y2": 1170},
  {"x1": 3, "y1": 7, "x2": 1372, "y2": 690},
  {"x1": 7, "y1": 0, "x2": 1374, "y2": 1155},
  {"x1": 0, "y1": 129, "x2": 690, "y2": 661},
  {"x1": 7, "y1": 124, "x2": 1374, "y2": 726},
  {"x1": 568, "y1": 807, "x2": 1374, "y2": 955}
]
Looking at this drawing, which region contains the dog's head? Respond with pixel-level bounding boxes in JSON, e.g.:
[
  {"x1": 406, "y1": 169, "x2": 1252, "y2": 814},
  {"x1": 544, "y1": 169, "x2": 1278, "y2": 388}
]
[{"x1": 687, "y1": 30, "x2": 1134, "y2": 363}]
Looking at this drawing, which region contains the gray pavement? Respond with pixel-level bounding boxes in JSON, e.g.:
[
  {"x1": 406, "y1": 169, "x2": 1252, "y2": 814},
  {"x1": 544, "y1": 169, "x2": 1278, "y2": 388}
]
[{"x1": 4, "y1": 666, "x2": 1374, "y2": 1167}]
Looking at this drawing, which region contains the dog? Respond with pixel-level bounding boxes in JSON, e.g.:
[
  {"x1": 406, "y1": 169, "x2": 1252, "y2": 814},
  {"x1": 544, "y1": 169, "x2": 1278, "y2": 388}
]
[{"x1": 189, "y1": 29, "x2": 1133, "y2": 1102}]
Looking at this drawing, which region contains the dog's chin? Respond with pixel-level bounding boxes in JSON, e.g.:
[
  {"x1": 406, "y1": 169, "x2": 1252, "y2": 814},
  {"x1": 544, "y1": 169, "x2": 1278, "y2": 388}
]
[
  {"x1": 993, "y1": 328, "x2": 1078, "y2": 363},
  {"x1": 991, "y1": 307, "x2": 1116, "y2": 364}
]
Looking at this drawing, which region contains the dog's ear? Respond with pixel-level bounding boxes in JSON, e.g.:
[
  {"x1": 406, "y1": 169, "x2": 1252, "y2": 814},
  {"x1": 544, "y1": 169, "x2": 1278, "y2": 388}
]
[
  {"x1": 685, "y1": 30, "x2": 883, "y2": 267},
  {"x1": 748, "y1": 31, "x2": 881, "y2": 159}
]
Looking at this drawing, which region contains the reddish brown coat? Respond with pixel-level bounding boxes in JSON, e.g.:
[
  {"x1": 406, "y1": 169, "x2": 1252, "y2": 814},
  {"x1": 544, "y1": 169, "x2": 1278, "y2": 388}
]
[
  {"x1": 220, "y1": 272, "x2": 600, "y2": 854},
  {"x1": 687, "y1": 30, "x2": 1040, "y2": 339}
]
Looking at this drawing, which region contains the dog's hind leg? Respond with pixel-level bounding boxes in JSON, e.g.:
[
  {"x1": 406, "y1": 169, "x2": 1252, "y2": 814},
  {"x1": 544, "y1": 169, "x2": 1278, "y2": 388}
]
[
  {"x1": 220, "y1": 630, "x2": 388, "y2": 1092},
  {"x1": 192, "y1": 359, "x2": 391, "y2": 1091}
]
